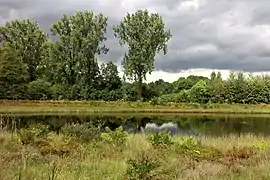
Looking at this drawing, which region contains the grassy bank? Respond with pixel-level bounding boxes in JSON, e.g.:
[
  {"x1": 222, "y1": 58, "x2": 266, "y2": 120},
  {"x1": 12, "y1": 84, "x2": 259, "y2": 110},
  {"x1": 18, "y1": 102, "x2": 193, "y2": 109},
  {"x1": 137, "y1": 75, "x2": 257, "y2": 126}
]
[
  {"x1": 1, "y1": 123, "x2": 270, "y2": 180},
  {"x1": 2, "y1": 100, "x2": 270, "y2": 115}
]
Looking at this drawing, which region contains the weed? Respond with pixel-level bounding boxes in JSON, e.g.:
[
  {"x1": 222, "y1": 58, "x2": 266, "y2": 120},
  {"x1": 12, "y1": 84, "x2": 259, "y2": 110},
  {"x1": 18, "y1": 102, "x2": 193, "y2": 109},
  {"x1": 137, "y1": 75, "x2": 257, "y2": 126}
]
[
  {"x1": 101, "y1": 126, "x2": 128, "y2": 147},
  {"x1": 125, "y1": 151, "x2": 161, "y2": 180},
  {"x1": 17, "y1": 124, "x2": 49, "y2": 145},
  {"x1": 175, "y1": 137, "x2": 221, "y2": 161},
  {"x1": 146, "y1": 131, "x2": 174, "y2": 148},
  {"x1": 252, "y1": 141, "x2": 270, "y2": 151},
  {"x1": 38, "y1": 135, "x2": 82, "y2": 156},
  {"x1": 48, "y1": 161, "x2": 58, "y2": 180}
]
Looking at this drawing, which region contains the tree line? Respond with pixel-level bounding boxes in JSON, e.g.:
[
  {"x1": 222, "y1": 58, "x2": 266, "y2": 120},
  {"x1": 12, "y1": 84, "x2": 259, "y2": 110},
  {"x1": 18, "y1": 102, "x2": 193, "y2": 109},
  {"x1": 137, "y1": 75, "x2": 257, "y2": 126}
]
[{"x1": 0, "y1": 9, "x2": 269, "y2": 104}]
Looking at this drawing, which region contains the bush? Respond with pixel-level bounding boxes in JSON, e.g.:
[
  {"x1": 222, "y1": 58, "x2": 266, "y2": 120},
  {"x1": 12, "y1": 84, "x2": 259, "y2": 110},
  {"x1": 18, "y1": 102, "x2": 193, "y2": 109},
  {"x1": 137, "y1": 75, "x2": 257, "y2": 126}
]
[
  {"x1": 26, "y1": 79, "x2": 52, "y2": 100},
  {"x1": 100, "y1": 126, "x2": 128, "y2": 147},
  {"x1": 17, "y1": 124, "x2": 49, "y2": 145},
  {"x1": 126, "y1": 152, "x2": 161, "y2": 180},
  {"x1": 146, "y1": 131, "x2": 174, "y2": 148},
  {"x1": 61, "y1": 122, "x2": 102, "y2": 142},
  {"x1": 50, "y1": 84, "x2": 69, "y2": 100},
  {"x1": 38, "y1": 135, "x2": 82, "y2": 156},
  {"x1": 154, "y1": 90, "x2": 191, "y2": 104}
]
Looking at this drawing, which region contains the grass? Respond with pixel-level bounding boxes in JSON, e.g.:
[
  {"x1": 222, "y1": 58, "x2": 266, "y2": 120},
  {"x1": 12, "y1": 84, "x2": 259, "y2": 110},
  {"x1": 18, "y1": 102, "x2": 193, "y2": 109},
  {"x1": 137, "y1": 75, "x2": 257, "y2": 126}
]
[
  {"x1": 1, "y1": 124, "x2": 270, "y2": 180},
  {"x1": 2, "y1": 100, "x2": 270, "y2": 115}
]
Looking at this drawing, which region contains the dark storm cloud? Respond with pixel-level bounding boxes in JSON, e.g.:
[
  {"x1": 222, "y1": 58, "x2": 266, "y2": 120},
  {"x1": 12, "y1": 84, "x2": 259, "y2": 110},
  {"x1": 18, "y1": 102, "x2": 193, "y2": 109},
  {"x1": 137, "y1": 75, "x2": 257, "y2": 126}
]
[{"x1": 1, "y1": 0, "x2": 270, "y2": 72}]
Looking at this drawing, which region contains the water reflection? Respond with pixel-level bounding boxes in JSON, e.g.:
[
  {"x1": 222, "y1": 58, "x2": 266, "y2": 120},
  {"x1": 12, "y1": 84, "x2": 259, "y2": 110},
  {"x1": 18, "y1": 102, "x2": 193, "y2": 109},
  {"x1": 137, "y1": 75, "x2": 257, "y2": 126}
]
[{"x1": 1, "y1": 114, "x2": 270, "y2": 137}]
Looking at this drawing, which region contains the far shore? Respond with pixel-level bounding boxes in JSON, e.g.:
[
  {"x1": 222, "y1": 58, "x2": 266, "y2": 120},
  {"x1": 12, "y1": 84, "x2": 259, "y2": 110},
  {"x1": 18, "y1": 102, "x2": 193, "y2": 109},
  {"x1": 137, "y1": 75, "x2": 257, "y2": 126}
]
[{"x1": 1, "y1": 100, "x2": 270, "y2": 115}]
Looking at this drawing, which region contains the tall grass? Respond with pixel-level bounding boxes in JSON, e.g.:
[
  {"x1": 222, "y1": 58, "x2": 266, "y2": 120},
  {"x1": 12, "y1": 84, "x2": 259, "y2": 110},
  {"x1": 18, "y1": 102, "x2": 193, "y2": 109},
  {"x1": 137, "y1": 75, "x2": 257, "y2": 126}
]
[{"x1": 1, "y1": 123, "x2": 270, "y2": 180}]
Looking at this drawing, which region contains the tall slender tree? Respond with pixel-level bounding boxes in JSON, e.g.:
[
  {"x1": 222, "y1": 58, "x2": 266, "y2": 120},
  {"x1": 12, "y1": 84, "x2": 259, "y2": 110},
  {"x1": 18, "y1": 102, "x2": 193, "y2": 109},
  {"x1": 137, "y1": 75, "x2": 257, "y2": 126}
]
[{"x1": 113, "y1": 9, "x2": 172, "y2": 100}]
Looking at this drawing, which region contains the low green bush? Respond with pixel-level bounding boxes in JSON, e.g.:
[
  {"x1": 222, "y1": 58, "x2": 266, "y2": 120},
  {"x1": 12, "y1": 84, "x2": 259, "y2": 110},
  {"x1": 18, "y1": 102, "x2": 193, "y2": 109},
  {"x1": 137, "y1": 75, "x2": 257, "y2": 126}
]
[
  {"x1": 61, "y1": 122, "x2": 102, "y2": 142},
  {"x1": 146, "y1": 131, "x2": 174, "y2": 148},
  {"x1": 17, "y1": 124, "x2": 49, "y2": 145},
  {"x1": 100, "y1": 126, "x2": 128, "y2": 147},
  {"x1": 126, "y1": 152, "x2": 161, "y2": 180}
]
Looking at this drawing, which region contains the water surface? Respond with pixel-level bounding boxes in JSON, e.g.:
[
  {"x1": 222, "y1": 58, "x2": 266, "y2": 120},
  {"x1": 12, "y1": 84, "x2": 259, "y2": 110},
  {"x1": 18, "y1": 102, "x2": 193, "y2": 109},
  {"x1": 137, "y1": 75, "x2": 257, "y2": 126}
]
[{"x1": 1, "y1": 114, "x2": 270, "y2": 137}]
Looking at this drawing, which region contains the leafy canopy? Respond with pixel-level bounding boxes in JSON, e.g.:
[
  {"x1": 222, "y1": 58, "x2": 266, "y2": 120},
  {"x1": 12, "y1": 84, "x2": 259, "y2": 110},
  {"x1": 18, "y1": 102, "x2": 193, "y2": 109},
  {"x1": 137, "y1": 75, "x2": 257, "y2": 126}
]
[
  {"x1": 113, "y1": 9, "x2": 172, "y2": 82},
  {"x1": 0, "y1": 19, "x2": 46, "y2": 81}
]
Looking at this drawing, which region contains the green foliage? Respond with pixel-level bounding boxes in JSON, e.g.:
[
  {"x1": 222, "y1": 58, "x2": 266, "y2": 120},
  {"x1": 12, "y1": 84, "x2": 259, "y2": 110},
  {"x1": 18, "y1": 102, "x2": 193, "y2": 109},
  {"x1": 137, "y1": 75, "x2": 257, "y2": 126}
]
[
  {"x1": 45, "y1": 11, "x2": 108, "y2": 88},
  {"x1": 0, "y1": 19, "x2": 46, "y2": 81},
  {"x1": 17, "y1": 124, "x2": 49, "y2": 145},
  {"x1": 27, "y1": 79, "x2": 52, "y2": 100},
  {"x1": 50, "y1": 84, "x2": 69, "y2": 100},
  {"x1": 100, "y1": 61, "x2": 122, "y2": 91},
  {"x1": 0, "y1": 43, "x2": 28, "y2": 100},
  {"x1": 173, "y1": 75, "x2": 209, "y2": 93},
  {"x1": 126, "y1": 152, "x2": 161, "y2": 180},
  {"x1": 114, "y1": 9, "x2": 172, "y2": 100},
  {"x1": 38, "y1": 135, "x2": 81, "y2": 156},
  {"x1": 175, "y1": 137, "x2": 221, "y2": 161},
  {"x1": 252, "y1": 141, "x2": 270, "y2": 151},
  {"x1": 61, "y1": 122, "x2": 102, "y2": 142},
  {"x1": 156, "y1": 90, "x2": 190, "y2": 104},
  {"x1": 146, "y1": 131, "x2": 174, "y2": 148},
  {"x1": 100, "y1": 126, "x2": 128, "y2": 146},
  {"x1": 1, "y1": 10, "x2": 270, "y2": 105},
  {"x1": 189, "y1": 80, "x2": 210, "y2": 103}
]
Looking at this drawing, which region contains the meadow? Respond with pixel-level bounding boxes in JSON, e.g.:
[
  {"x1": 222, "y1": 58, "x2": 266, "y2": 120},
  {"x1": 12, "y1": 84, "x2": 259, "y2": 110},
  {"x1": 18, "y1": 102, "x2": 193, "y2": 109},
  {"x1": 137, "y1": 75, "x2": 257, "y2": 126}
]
[{"x1": 1, "y1": 122, "x2": 270, "y2": 180}]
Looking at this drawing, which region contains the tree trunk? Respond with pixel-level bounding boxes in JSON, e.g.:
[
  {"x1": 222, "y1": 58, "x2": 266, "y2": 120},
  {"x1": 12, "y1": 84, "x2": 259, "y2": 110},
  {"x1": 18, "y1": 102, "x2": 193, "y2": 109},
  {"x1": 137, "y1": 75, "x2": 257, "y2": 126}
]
[
  {"x1": 28, "y1": 65, "x2": 36, "y2": 82},
  {"x1": 137, "y1": 75, "x2": 143, "y2": 101}
]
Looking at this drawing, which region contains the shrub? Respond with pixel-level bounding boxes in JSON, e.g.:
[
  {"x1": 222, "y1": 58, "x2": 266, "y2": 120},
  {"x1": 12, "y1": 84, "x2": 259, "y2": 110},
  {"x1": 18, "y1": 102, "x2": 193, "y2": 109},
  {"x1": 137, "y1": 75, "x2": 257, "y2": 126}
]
[
  {"x1": 154, "y1": 90, "x2": 191, "y2": 104},
  {"x1": 126, "y1": 152, "x2": 160, "y2": 180},
  {"x1": 100, "y1": 126, "x2": 128, "y2": 147},
  {"x1": 61, "y1": 122, "x2": 102, "y2": 142},
  {"x1": 17, "y1": 124, "x2": 49, "y2": 145},
  {"x1": 50, "y1": 84, "x2": 69, "y2": 100},
  {"x1": 26, "y1": 79, "x2": 52, "y2": 100},
  {"x1": 38, "y1": 135, "x2": 82, "y2": 156},
  {"x1": 146, "y1": 131, "x2": 174, "y2": 148}
]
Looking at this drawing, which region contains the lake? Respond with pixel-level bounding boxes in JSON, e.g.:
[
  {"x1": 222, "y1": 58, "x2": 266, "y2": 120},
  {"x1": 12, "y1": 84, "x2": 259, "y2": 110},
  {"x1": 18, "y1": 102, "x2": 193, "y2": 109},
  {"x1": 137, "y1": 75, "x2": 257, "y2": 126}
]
[{"x1": 1, "y1": 113, "x2": 270, "y2": 137}]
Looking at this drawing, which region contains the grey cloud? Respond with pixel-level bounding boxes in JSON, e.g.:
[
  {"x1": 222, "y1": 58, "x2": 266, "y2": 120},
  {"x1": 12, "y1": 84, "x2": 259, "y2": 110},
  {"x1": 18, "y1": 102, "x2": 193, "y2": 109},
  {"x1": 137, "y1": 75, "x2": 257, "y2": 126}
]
[{"x1": 1, "y1": 0, "x2": 270, "y2": 73}]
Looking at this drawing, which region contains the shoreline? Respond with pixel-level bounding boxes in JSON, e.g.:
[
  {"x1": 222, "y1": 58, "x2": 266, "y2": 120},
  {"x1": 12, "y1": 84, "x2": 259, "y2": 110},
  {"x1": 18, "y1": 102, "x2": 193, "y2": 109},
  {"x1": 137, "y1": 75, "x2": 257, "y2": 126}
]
[{"x1": 1, "y1": 100, "x2": 270, "y2": 115}]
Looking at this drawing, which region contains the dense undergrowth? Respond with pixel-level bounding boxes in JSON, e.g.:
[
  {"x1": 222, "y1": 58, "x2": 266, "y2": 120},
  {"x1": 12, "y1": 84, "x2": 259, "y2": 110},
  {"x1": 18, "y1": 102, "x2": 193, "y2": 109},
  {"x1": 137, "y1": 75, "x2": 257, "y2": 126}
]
[{"x1": 1, "y1": 122, "x2": 270, "y2": 180}]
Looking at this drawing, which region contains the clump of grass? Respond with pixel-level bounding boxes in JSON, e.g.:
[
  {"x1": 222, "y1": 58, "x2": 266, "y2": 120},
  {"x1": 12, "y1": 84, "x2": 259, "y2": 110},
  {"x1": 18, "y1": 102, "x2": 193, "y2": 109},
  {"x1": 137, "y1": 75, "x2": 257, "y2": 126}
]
[
  {"x1": 17, "y1": 124, "x2": 49, "y2": 145},
  {"x1": 125, "y1": 150, "x2": 173, "y2": 180},
  {"x1": 174, "y1": 136, "x2": 222, "y2": 161},
  {"x1": 38, "y1": 135, "x2": 82, "y2": 156},
  {"x1": 61, "y1": 122, "x2": 103, "y2": 143}
]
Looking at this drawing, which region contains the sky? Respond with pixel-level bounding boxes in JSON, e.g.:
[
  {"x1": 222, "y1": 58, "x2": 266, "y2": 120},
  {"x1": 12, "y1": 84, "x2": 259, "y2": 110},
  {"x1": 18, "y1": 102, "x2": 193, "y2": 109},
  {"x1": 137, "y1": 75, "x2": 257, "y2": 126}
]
[{"x1": 1, "y1": 0, "x2": 270, "y2": 82}]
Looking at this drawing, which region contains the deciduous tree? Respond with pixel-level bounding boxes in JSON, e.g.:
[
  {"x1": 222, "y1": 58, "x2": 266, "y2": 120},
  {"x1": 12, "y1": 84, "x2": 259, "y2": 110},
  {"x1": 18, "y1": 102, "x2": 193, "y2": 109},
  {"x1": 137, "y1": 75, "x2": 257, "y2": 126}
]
[
  {"x1": 0, "y1": 19, "x2": 46, "y2": 81},
  {"x1": 113, "y1": 9, "x2": 172, "y2": 100}
]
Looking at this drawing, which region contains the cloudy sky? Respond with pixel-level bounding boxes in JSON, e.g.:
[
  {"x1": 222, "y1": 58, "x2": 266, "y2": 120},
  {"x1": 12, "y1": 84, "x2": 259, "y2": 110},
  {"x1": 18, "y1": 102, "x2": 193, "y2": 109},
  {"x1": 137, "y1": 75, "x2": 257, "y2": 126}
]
[{"x1": 1, "y1": 0, "x2": 270, "y2": 82}]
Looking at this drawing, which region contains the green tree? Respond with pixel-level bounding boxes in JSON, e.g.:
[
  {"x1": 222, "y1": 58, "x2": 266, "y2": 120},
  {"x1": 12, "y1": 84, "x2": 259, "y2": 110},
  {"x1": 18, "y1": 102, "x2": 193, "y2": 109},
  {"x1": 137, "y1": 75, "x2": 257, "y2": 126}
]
[
  {"x1": 100, "y1": 61, "x2": 122, "y2": 91},
  {"x1": 189, "y1": 80, "x2": 209, "y2": 103},
  {"x1": 45, "y1": 11, "x2": 108, "y2": 88},
  {"x1": 0, "y1": 19, "x2": 46, "y2": 81},
  {"x1": 113, "y1": 9, "x2": 172, "y2": 100},
  {"x1": 0, "y1": 43, "x2": 28, "y2": 99},
  {"x1": 208, "y1": 71, "x2": 225, "y2": 103},
  {"x1": 224, "y1": 72, "x2": 248, "y2": 103}
]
